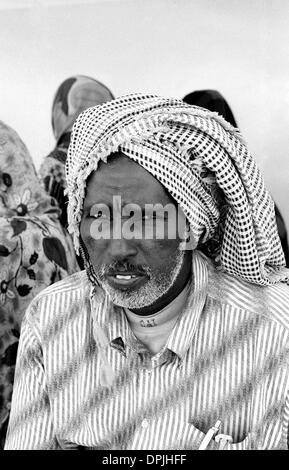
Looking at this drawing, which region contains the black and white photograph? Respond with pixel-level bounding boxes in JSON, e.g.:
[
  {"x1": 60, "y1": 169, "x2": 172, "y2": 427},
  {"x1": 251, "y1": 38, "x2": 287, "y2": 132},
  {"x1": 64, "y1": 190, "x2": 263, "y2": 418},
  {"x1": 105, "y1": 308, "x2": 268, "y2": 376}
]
[{"x1": 0, "y1": 0, "x2": 289, "y2": 454}]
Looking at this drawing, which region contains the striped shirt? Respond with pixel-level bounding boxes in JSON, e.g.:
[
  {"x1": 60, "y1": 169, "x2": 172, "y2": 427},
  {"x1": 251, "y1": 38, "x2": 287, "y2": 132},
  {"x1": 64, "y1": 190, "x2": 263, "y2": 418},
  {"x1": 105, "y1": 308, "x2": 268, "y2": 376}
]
[{"x1": 4, "y1": 250, "x2": 289, "y2": 450}]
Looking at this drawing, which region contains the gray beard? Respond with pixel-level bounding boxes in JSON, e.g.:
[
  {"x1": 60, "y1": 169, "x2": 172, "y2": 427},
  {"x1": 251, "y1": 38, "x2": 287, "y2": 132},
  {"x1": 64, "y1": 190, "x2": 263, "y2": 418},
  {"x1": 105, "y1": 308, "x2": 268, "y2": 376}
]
[{"x1": 94, "y1": 248, "x2": 185, "y2": 309}]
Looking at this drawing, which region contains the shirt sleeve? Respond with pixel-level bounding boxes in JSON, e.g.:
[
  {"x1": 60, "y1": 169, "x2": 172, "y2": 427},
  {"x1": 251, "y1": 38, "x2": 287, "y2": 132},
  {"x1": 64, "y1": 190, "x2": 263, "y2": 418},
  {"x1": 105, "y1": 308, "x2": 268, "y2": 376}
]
[{"x1": 4, "y1": 302, "x2": 59, "y2": 450}]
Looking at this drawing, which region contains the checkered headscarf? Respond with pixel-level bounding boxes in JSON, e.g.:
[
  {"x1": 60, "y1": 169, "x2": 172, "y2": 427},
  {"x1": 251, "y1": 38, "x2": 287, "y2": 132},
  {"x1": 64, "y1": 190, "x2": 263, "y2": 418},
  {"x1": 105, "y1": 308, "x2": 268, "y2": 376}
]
[{"x1": 66, "y1": 94, "x2": 288, "y2": 285}]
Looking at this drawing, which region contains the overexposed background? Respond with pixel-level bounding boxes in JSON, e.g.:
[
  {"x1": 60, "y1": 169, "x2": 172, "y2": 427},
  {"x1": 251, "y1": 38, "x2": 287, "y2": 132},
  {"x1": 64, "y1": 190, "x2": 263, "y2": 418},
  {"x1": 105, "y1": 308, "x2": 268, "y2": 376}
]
[{"x1": 0, "y1": 0, "x2": 288, "y2": 228}]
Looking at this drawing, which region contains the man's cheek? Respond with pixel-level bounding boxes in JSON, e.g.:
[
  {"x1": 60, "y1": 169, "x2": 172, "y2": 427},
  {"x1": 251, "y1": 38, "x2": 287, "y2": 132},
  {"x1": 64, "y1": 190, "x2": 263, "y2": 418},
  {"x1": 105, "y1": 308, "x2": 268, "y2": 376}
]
[
  {"x1": 85, "y1": 238, "x2": 108, "y2": 255},
  {"x1": 80, "y1": 230, "x2": 108, "y2": 259},
  {"x1": 140, "y1": 238, "x2": 179, "y2": 256},
  {"x1": 80, "y1": 219, "x2": 90, "y2": 241}
]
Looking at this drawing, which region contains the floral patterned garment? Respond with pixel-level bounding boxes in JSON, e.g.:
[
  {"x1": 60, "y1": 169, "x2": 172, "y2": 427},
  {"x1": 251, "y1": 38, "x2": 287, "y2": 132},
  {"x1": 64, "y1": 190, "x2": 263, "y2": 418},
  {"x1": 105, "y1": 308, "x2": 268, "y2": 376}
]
[
  {"x1": 39, "y1": 75, "x2": 114, "y2": 228},
  {"x1": 0, "y1": 121, "x2": 79, "y2": 448}
]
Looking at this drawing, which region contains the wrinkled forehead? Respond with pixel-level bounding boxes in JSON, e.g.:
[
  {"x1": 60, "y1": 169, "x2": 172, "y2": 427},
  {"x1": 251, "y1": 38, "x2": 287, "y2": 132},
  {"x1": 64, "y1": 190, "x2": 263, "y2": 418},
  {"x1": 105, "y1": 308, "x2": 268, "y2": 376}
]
[{"x1": 84, "y1": 151, "x2": 179, "y2": 208}]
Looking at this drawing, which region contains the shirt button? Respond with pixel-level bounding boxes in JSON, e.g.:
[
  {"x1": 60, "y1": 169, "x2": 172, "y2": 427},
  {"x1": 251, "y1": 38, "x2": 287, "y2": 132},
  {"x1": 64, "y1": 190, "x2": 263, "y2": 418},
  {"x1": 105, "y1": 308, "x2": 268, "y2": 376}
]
[{"x1": 141, "y1": 418, "x2": 149, "y2": 429}]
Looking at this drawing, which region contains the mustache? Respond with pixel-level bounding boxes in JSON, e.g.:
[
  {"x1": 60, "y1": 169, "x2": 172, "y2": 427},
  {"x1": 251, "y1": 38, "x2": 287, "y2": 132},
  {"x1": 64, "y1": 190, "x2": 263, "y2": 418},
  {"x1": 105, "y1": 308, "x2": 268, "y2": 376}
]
[{"x1": 99, "y1": 261, "x2": 151, "y2": 277}]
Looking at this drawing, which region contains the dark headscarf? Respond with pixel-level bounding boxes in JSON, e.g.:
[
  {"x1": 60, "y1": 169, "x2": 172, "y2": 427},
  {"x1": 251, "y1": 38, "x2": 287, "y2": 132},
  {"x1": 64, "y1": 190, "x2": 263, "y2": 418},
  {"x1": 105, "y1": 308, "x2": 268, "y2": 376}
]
[
  {"x1": 39, "y1": 75, "x2": 114, "y2": 228},
  {"x1": 183, "y1": 89, "x2": 238, "y2": 127},
  {"x1": 52, "y1": 75, "x2": 114, "y2": 145}
]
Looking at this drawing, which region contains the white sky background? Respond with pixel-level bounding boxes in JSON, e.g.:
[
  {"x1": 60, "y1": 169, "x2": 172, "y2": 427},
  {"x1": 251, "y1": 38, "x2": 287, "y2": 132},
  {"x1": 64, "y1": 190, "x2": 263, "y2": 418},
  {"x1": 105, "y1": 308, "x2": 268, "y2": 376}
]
[{"x1": 0, "y1": 0, "x2": 288, "y2": 230}]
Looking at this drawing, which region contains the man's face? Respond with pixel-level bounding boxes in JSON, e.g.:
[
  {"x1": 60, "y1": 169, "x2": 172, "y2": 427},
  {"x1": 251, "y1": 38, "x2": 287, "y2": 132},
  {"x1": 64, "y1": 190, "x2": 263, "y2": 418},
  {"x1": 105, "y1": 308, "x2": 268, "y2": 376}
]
[{"x1": 80, "y1": 153, "x2": 192, "y2": 311}]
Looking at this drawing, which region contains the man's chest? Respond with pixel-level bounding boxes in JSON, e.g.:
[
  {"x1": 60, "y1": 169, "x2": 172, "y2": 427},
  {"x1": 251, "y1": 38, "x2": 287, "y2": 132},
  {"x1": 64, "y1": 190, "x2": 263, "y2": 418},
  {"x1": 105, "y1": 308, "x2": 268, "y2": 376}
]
[{"x1": 47, "y1": 335, "x2": 286, "y2": 450}]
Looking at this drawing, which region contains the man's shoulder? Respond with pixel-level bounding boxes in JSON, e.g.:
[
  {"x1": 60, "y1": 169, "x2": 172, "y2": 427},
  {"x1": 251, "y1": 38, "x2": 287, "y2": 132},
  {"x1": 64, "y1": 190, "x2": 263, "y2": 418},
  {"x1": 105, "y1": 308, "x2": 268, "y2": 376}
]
[
  {"x1": 209, "y1": 268, "x2": 289, "y2": 332},
  {"x1": 25, "y1": 271, "x2": 91, "y2": 325},
  {"x1": 35, "y1": 270, "x2": 89, "y2": 299}
]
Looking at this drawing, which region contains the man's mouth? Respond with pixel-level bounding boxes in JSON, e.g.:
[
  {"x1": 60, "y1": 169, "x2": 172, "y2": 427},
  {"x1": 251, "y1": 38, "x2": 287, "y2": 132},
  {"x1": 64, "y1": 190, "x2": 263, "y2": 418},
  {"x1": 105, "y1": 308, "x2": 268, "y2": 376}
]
[
  {"x1": 115, "y1": 274, "x2": 138, "y2": 280},
  {"x1": 106, "y1": 272, "x2": 148, "y2": 290}
]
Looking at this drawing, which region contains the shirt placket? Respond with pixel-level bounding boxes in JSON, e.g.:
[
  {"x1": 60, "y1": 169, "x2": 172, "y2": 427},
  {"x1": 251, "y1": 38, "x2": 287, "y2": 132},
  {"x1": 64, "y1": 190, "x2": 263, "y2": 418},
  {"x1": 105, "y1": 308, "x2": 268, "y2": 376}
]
[{"x1": 127, "y1": 349, "x2": 173, "y2": 449}]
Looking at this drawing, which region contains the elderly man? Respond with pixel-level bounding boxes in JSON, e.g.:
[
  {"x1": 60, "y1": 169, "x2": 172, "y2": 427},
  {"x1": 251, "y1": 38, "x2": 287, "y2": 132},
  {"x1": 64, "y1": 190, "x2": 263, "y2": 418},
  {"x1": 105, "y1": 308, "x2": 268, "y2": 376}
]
[{"x1": 5, "y1": 95, "x2": 289, "y2": 450}]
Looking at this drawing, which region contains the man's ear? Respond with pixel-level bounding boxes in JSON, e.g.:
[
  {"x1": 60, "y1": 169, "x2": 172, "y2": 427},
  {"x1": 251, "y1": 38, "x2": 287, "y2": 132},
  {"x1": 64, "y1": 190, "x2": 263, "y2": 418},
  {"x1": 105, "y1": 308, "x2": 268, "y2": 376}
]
[{"x1": 179, "y1": 221, "x2": 197, "y2": 251}]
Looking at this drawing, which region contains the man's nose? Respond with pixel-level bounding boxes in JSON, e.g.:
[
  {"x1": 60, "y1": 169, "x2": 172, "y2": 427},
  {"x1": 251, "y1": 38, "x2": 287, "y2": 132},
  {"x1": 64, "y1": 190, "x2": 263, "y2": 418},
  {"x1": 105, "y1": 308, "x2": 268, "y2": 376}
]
[{"x1": 107, "y1": 238, "x2": 138, "y2": 260}]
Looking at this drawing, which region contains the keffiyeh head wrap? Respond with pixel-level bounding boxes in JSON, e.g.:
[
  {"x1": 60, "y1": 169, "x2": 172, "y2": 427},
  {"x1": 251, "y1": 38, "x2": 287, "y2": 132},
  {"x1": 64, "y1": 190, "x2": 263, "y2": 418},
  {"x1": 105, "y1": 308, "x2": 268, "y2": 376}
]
[{"x1": 66, "y1": 94, "x2": 288, "y2": 286}]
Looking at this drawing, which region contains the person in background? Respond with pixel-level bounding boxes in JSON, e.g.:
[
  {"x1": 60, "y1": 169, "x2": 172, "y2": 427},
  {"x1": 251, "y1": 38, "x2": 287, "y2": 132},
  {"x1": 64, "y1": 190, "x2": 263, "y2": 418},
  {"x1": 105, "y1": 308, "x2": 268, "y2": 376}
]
[
  {"x1": 39, "y1": 75, "x2": 115, "y2": 229},
  {"x1": 5, "y1": 95, "x2": 289, "y2": 450},
  {"x1": 183, "y1": 89, "x2": 289, "y2": 266},
  {"x1": 0, "y1": 121, "x2": 79, "y2": 448},
  {"x1": 183, "y1": 89, "x2": 238, "y2": 127}
]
